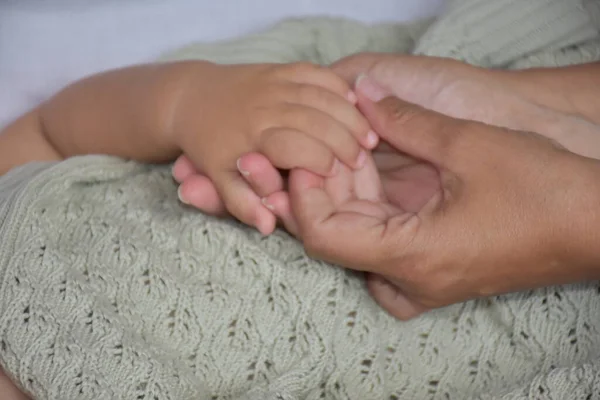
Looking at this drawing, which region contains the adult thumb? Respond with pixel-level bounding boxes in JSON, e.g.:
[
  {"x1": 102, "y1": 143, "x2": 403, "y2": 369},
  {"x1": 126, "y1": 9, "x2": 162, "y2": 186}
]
[
  {"x1": 356, "y1": 75, "x2": 468, "y2": 169},
  {"x1": 366, "y1": 274, "x2": 427, "y2": 320},
  {"x1": 330, "y1": 53, "x2": 382, "y2": 83}
]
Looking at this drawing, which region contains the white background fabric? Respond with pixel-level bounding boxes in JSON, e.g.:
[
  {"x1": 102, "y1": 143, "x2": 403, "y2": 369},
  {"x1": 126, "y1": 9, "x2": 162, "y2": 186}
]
[{"x1": 0, "y1": 0, "x2": 446, "y2": 130}]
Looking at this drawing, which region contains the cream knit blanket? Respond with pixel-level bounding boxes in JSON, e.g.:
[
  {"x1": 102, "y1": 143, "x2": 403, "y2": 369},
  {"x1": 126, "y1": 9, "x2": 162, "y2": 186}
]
[{"x1": 2, "y1": 1, "x2": 600, "y2": 399}]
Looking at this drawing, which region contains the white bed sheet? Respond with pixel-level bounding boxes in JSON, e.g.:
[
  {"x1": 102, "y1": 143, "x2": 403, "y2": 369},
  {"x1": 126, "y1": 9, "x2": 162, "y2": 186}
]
[{"x1": 0, "y1": 0, "x2": 446, "y2": 130}]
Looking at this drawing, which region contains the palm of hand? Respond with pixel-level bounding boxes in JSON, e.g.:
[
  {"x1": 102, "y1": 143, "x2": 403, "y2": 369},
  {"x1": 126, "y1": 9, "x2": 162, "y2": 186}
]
[
  {"x1": 286, "y1": 145, "x2": 440, "y2": 238},
  {"x1": 373, "y1": 144, "x2": 440, "y2": 213}
]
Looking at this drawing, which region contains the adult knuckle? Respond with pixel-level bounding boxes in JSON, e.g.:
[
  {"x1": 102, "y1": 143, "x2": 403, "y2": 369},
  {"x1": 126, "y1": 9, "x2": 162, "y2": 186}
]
[
  {"x1": 382, "y1": 99, "x2": 426, "y2": 130},
  {"x1": 410, "y1": 261, "x2": 456, "y2": 307},
  {"x1": 393, "y1": 253, "x2": 435, "y2": 290},
  {"x1": 384, "y1": 98, "x2": 470, "y2": 162}
]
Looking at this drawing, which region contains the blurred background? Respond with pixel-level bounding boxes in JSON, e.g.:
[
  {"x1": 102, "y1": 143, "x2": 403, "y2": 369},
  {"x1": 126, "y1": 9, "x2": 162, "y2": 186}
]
[{"x1": 0, "y1": 0, "x2": 446, "y2": 130}]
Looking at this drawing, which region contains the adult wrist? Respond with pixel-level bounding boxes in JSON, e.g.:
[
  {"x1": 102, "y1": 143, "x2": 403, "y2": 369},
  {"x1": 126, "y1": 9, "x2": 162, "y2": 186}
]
[
  {"x1": 500, "y1": 68, "x2": 567, "y2": 112},
  {"x1": 487, "y1": 68, "x2": 600, "y2": 160},
  {"x1": 498, "y1": 64, "x2": 600, "y2": 125},
  {"x1": 557, "y1": 155, "x2": 600, "y2": 281}
]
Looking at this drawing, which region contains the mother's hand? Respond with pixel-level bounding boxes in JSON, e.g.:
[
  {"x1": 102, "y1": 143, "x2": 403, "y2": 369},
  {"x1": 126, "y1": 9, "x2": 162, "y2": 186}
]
[{"x1": 288, "y1": 86, "x2": 600, "y2": 320}]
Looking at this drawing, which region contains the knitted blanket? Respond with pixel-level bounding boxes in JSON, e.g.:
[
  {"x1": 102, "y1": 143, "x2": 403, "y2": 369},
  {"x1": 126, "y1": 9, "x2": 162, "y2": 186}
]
[{"x1": 2, "y1": 1, "x2": 600, "y2": 399}]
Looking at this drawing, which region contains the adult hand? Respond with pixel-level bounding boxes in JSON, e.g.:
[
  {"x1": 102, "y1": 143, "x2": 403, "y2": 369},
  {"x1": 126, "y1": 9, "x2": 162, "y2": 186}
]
[{"x1": 288, "y1": 84, "x2": 600, "y2": 320}]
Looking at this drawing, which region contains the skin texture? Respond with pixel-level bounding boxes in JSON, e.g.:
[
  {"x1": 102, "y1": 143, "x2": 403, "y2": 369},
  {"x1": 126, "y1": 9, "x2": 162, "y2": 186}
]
[
  {"x1": 174, "y1": 55, "x2": 600, "y2": 220},
  {"x1": 0, "y1": 368, "x2": 28, "y2": 400},
  {"x1": 169, "y1": 62, "x2": 379, "y2": 234},
  {"x1": 0, "y1": 60, "x2": 375, "y2": 235},
  {"x1": 1, "y1": 56, "x2": 599, "y2": 397},
  {"x1": 508, "y1": 62, "x2": 600, "y2": 126}
]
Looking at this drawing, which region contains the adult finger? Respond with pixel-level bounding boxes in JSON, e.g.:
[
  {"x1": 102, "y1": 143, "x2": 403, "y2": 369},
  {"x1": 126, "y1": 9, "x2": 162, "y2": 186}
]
[
  {"x1": 330, "y1": 53, "x2": 385, "y2": 84},
  {"x1": 366, "y1": 274, "x2": 428, "y2": 320},
  {"x1": 357, "y1": 79, "x2": 472, "y2": 169}
]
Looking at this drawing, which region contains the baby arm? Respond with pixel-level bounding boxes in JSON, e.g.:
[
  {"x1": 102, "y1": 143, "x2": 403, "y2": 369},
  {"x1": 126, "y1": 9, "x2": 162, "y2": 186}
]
[
  {"x1": 0, "y1": 61, "x2": 202, "y2": 176},
  {"x1": 1, "y1": 60, "x2": 374, "y2": 235}
]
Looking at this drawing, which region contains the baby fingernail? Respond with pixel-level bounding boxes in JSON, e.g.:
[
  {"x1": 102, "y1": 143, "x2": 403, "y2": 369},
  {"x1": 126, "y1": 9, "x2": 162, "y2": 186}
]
[
  {"x1": 347, "y1": 90, "x2": 358, "y2": 104},
  {"x1": 355, "y1": 74, "x2": 387, "y2": 102},
  {"x1": 177, "y1": 186, "x2": 189, "y2": 205},
  {"x1": 254, "y1": 213, "x2": 273, "y2": 236},
  {"x1": 366, "y1": 130, "x2": 379, "y2": 148},
  {"x1": 236, "y1": 158, "x2": 250, "y2": 176},
  {"x1": 255, "y1": 221, "x2": 268, "y2": 235},
  {"x1": 329, "y1": 159, "x2": 340, "y2": 176},
  {"x1": 261, "y1": 198, "x2": 275, "y2": 211},
  {"x1": 171, "y1": 163, "x2": 182, "y2": 181},
  {"x1": 356, "y1": 151, "x2": 367, "y2": 169}
]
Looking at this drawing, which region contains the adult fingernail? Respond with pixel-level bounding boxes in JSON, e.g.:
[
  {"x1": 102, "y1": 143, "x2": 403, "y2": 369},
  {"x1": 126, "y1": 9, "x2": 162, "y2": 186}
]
[
  {"x1": 355, "y1": 74, "x2": 387, "y2": 102},
  {"x1": 177, "y1": 186, "x2": 189, "y2": 205},
  {"x1": 236, "y1": 158, "x2": 250, "y2": 177},
  {"x1": 261, "y1": 197, "x2": 275, "y2": 211},
  {"x1": 356, "y1": 150, "x2": 367, "y2": 169},
  {"x1": 366, "y1": 130, "x2": 379, "y2": 148}
]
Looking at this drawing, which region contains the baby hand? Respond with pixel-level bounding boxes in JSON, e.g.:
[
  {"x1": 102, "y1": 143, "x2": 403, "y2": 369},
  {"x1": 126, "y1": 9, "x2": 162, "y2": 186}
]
[{"x1": 171, "y1": 62, "x2": 377, "y2": 233}]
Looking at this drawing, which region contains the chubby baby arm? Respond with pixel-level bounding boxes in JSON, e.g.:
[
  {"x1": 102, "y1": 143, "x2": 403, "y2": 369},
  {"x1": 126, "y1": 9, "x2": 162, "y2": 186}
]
[
  {"x1": 0, "y1": 60, "x2": 374, "y2": 237},
  {"x1": 0, "y1": 61, "x2": 211, "y2": 176},
  {"x1": 0, "y1": 110, "x2": 62, "y2": 175}
]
